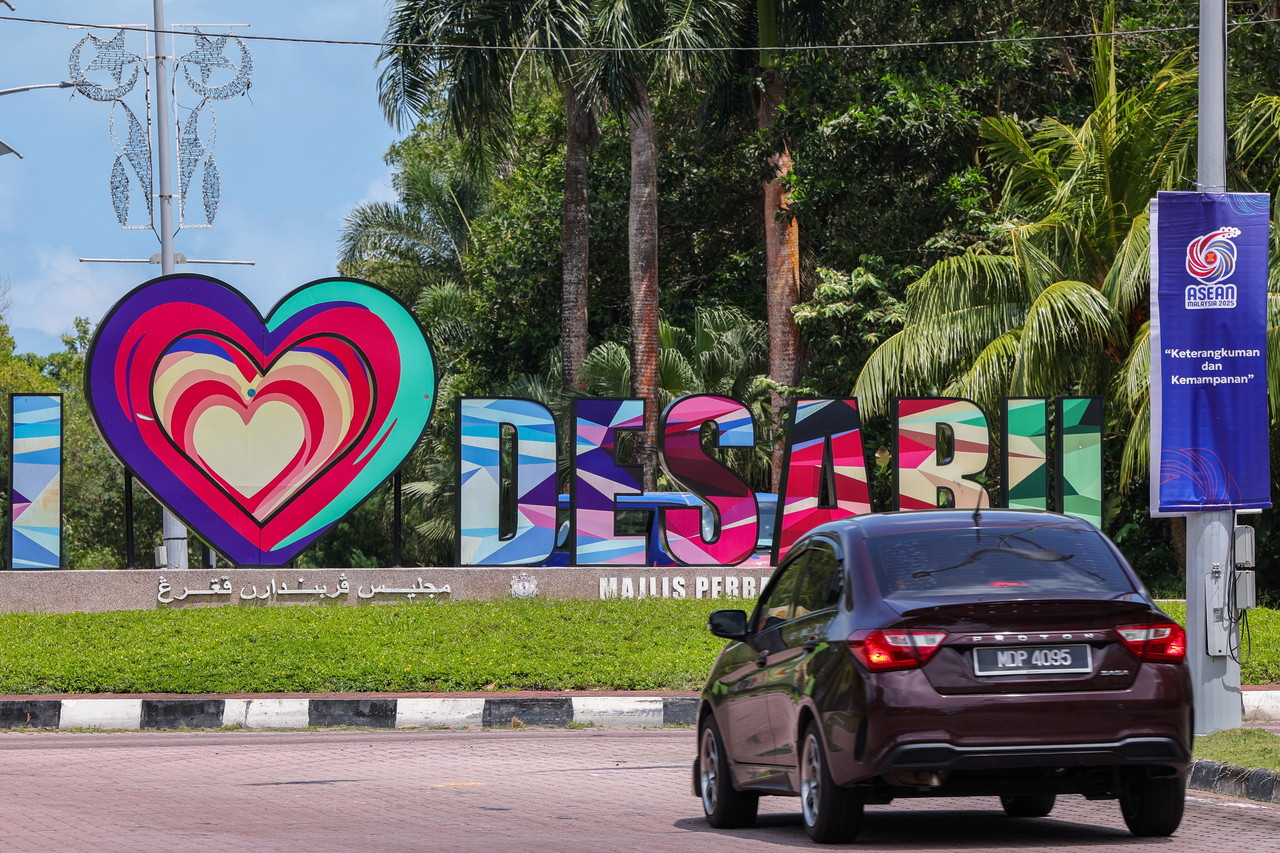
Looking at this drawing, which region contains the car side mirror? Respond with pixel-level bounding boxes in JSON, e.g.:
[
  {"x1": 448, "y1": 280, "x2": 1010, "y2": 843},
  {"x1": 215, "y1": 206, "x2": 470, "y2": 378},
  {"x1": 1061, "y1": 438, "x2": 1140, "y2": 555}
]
[{"x1": 708, "y1": 609, "x2": 749, "y2": 639}]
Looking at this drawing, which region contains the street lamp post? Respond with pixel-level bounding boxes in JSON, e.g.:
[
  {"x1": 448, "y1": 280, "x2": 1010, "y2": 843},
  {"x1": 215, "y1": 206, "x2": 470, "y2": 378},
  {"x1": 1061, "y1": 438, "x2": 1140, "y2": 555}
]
[
  {"x1": 149, "y1": 0, "x2": 186, "y2": 569},
  {"x1": 63, "y1": 4, "x2": 253, "y2": 571},
  {"x1": 0, "y1": 82, "x2": 75, "y2": 98},
  {"x1": 0, "y1": 81, "x2": 75, "y2": 159}
]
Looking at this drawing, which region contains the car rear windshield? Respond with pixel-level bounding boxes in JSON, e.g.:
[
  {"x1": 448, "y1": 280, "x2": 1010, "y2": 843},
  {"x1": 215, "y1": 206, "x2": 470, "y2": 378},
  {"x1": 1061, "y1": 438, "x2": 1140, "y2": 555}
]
[{"x1": 868, "y1": 523, "x2": 1137, "y2": 599}]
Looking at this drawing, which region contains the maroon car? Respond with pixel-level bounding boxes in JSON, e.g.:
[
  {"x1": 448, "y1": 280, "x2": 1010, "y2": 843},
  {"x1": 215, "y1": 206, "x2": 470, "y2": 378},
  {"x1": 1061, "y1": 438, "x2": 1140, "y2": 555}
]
[{"x1": 693, "y1": 509, "x2": 1192, "y2": 843}]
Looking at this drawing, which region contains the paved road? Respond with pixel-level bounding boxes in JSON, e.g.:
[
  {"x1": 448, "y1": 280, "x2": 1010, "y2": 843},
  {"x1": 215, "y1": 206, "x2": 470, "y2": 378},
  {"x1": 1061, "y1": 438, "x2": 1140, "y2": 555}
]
[{"x1": 1, "y1": 728, "x2": 1276, "y2": 852}]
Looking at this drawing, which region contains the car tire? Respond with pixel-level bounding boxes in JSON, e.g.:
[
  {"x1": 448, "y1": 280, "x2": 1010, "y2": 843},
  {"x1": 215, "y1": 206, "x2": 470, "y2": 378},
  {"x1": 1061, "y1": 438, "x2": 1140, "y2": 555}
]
[
  {"x1": 698, "y1": 715, "x2": 759, "y2": 828},
  {"x1": 800, "y1": 721, "x2": 864, "y2": 844},
  {"x1": 1000, "y1": 793, "x2": 1056, "y2": 817},
  {"x1": 1119, "y1": 773, "x2": 1186, "y2": 837}
]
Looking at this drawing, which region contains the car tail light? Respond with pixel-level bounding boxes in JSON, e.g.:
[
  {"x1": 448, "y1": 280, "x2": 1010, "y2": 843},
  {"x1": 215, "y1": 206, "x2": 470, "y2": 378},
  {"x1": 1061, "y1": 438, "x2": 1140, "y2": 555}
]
[
  {"x1": 848, "y1": 629, "x2": 947, "y2": 672},
  {"x1": 1117, "y1": 622, "x2": 1187, "y2": 663}
]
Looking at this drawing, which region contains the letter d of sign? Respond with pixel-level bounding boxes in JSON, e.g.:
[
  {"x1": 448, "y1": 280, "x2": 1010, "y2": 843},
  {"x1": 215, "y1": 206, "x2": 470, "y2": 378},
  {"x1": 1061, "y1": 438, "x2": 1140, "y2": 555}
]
[{"x1": 457, "y1": 398, "x2": 558, "y2": 565}]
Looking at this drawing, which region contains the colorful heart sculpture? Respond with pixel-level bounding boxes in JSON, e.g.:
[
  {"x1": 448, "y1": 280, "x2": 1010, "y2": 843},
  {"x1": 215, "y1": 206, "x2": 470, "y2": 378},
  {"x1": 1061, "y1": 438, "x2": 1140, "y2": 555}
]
[{"x1": 86, "y1": 275, "x2": 436, "y2": 566}]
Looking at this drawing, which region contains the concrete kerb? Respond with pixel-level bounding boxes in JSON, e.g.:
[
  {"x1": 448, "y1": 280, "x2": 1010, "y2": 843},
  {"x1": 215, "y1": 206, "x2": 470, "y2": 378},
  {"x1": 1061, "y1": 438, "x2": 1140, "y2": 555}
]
[
  {"x1": 1189, "y1": 759, "x2": 1280, "y2": 803},
  {"x1": 0, "y1": 694, "x2": 703, "y2": 732},
  {"x1": 5, "y1": 688, "x2": 1274, "y2": 732}
]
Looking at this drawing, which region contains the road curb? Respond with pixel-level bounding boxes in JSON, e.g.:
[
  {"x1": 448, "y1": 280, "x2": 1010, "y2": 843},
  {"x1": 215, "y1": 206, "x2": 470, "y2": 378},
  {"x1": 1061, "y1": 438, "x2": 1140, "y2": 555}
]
[
  {"x1": 0, "y1": 696, "x2": 701, "y2": 731},
  {"x1": 5, "y1": 690, "x2": 1276, "y2": 730},
  {"x1": 1189, "y1": 758, "x2": 1280, "y2": 803}
]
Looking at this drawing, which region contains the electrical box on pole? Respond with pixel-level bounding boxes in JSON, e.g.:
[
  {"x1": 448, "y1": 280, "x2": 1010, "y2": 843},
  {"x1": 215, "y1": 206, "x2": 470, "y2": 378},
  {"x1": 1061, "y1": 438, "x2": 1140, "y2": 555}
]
[{"x1": 1203, "y1": 563, "x2": 1230, "y2": 657}]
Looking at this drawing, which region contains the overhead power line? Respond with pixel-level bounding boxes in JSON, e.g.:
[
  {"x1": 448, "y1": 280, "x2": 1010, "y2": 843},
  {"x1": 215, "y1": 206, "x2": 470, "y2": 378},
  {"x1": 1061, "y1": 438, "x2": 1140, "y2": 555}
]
[{"x1": 3, "y1": 13, "x2": 1279, "y2": 53}]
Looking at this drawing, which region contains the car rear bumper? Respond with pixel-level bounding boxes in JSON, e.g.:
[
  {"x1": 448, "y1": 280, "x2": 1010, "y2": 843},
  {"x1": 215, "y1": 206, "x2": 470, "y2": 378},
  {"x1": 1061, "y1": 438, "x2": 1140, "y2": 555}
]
[
  {"x1": 881, "y1": 735, "x2": 1189, "y2": 773},
  {"x1": 828, "y1": 664, "x2": 1192, "y2": 785}
]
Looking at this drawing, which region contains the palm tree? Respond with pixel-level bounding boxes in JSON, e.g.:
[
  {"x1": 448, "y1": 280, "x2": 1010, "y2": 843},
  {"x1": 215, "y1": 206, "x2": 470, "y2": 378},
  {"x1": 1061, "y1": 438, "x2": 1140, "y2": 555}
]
[
  {"x1": 586, "y1": 0, "x2": 739, "y2": 488},
  {"x1": 694, "y1": 1, "x2": 841, "y2": 484},
  {"x1": 378, "y1": 1, "x2": 598, "y2": 393},
  {"x1": 855, "y1": 23, "x2": 1202, "y2": 488},
  {"x1": 757, "y1": 0, "x2": 805, "y2": 481},
  {"x1": 581, "y1": 304, "x2": 772, "y2": 488},
  {"x1": 338, "y1": 149, "x2": 483, "y2": 304}
]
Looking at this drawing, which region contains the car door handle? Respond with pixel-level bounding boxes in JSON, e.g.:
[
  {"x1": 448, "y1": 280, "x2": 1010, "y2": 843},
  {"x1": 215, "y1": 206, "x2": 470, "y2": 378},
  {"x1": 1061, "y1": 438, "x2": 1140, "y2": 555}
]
[
  {"x1": 802, "y1": 637, "x2": 819, "y2": 654},
  {"x1": 755, "y1": 651, "x2": 768, "y2": 668}
]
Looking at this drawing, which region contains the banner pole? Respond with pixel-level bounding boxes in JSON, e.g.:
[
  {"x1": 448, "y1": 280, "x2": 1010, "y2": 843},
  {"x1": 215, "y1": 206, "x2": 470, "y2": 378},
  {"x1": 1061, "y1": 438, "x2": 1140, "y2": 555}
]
[
  {"x1": 1188, "y1": 0, "x2": 1242, "y2": 735},
  {"x1": 151, "y1": 0, "x2": 190, "y2": 571}
]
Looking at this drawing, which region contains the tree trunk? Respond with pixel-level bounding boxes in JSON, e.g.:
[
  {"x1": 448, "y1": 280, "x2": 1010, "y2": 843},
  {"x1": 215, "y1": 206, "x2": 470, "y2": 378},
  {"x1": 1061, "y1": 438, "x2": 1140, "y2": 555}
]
[
  {"x1": 561, "y1": 81, "x2": 595, "y2": 393},
  {"x1": 628, "y1": 83, "x2": 661, "y2": 491},
  {"x1": 758, "y1": 66, "x2": 801, "y2": 488}
]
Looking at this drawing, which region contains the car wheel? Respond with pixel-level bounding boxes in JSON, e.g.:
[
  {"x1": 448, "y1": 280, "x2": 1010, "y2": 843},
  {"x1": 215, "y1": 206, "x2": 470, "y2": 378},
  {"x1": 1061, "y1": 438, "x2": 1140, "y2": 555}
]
[
  {"x1": 799, "y1": 721, "x2": 864, "y2": 844},
  {"x1": 1119, "y1": 773, "x2": 1186, "y2": 837},
  {"x1": 698, "y1": 715, "x2": 759, "y2": 828},
  {"x1": 1000, "y1": 793, "x2": 1056, "y2": 817}
]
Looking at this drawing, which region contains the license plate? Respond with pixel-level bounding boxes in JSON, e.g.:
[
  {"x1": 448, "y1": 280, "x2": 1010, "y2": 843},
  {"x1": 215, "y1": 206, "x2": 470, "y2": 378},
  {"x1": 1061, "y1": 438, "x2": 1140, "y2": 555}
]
[{"x1": 973, "y1": 644, "x2": 1091, "y2": 676}]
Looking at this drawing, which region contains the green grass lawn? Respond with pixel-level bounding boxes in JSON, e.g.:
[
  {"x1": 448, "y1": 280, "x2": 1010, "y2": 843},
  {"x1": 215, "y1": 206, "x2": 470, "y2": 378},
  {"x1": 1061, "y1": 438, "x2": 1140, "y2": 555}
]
[
  {"x1": 1195, "y1": 728, "x2": 1280, "y2": 772},
  {"x1": 0, "y1": 598, "x2": 1275, "y2": 695},
  {"x1": 0, "y1": 598, "x2": 731, "y2": 694}
]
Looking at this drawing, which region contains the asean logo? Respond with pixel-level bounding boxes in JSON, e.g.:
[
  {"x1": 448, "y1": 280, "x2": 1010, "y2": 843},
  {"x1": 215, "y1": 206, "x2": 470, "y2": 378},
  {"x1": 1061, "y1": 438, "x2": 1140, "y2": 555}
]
[{"x1": 1184, "y1": 227, "x2": 1240, "y2": 309}]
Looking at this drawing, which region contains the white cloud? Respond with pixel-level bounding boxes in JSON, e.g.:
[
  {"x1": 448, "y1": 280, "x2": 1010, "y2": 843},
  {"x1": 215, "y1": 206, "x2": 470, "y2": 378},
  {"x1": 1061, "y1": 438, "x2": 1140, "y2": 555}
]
[
  {"x1": 359, "y1": 172, "x2": 399, "y2": 207},
  {"x1": 10, "y1": 246, "x2": 138, "y2": 331}
]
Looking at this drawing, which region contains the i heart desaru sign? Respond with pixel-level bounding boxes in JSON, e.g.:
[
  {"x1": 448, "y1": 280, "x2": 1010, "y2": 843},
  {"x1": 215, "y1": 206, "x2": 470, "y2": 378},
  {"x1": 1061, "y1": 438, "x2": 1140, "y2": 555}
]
[{"x1": 86, "y1": 275, "x2": 436, "y2": 566}]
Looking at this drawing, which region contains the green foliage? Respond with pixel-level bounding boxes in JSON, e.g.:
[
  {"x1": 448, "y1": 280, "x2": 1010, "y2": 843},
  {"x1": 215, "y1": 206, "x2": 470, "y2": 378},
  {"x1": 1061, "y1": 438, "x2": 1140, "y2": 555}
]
[
  {"x1": 399, "y1": 303, "x2": 773, "y2": 561},
  {"x1": 1194, "y1": 728, "x2": 1280, "y2": 772},
  {"x1": 295, "y1": 488, "x2": 399, "y2": 570},
  {"x1": 792, "y1": 262, "x2": 910, "y2": 397},
  {"x1": 0, "y1": 598, "x2": 736, "y2": 693},
  {"x1": 775, "y1": 2, "x2": 1098, "y2": 278}
]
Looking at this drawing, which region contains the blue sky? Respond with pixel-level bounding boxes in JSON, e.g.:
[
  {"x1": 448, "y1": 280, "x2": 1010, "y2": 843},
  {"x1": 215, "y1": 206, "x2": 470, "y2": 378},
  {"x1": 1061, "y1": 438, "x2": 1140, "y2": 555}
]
[{"x1": 0, "y1": 1, "x2": 402, "y2": 355}]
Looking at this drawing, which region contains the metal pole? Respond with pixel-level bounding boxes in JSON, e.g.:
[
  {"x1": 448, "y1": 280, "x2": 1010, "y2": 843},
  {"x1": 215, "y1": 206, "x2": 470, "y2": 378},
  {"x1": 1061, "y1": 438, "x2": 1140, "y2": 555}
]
[
  {"x1": 393, "y1": 471, "x2": 403, "y2": 568},
  {"x1": 153, "y1": 0, "x2": 188, "y2": 570},
  {"x1": 1198, "y1": 0, "x2": 1228, "y2": 193},
  {"x1": 124, "y1": 472, "x2": 135, "y2": 569},
  {"x1": 1188, "y1": 0, "x2": 1242, "y2": 734}
]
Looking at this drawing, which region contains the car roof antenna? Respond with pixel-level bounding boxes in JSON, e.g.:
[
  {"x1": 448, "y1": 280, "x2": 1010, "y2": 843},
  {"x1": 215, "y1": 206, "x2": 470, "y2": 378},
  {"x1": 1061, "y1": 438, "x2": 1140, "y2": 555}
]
[{"x1": 972, "y1": 500, "x2": 981, "y2": 542}]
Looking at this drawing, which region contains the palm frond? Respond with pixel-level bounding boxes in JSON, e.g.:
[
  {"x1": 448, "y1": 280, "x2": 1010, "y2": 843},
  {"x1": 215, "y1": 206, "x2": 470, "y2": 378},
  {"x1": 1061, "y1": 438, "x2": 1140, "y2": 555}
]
[
  {"x1": 943, "y1": 329, "x2": 1022, "y2": 413},
  {"x1": 581, "y1": 340, "x2": 632, "y2": 397},
  {"x1": 1102, "y1": 210, "x2": 1150, "y2": 315},
  {"x1": 1013, "y1": 280, "x2": 1128, "y2": 395},
  {"x1": 904, "y1": 251, "x2": 1026, "y2": 321},
  {"x1": 1268, "y1": 292, "x2": 1280, "y2": 421},
  {"x1": 1116, "y1": 396, "x2": 1149, "y2": 490},
  {"x1": 1112, "y1": 321, "x2": 1150, "y2": 417}
]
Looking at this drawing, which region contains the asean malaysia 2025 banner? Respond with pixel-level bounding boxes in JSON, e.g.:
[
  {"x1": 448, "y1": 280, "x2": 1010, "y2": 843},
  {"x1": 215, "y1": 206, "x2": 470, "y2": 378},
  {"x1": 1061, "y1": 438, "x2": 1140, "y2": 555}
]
[{"x1": 1149, "y1": 191, "x2": 1271, "y2": 514}]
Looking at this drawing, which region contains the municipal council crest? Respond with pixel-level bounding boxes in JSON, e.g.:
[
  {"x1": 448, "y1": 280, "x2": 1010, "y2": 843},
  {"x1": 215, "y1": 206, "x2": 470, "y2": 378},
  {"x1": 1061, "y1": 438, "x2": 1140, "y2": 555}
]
[{"x1": 510, "y1": 572, "x2": 538, "y2": 599}]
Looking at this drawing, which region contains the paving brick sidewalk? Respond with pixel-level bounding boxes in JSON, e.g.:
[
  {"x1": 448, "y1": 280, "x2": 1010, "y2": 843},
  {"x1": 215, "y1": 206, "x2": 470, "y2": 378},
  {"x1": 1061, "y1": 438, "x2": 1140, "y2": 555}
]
[
  {"x1": 2, "y1": 729, "x2": 1277, "y2": 853},
  {"x1": 2, "y1": 690, "x2": 1276, "y2": 805}
]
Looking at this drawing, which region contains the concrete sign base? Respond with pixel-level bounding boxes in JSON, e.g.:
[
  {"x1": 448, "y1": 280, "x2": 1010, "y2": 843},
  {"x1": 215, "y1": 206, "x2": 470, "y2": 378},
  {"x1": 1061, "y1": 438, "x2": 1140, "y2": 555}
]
[{"x1": 0, "y1": 567, "x2": 772, "y2": 615}]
